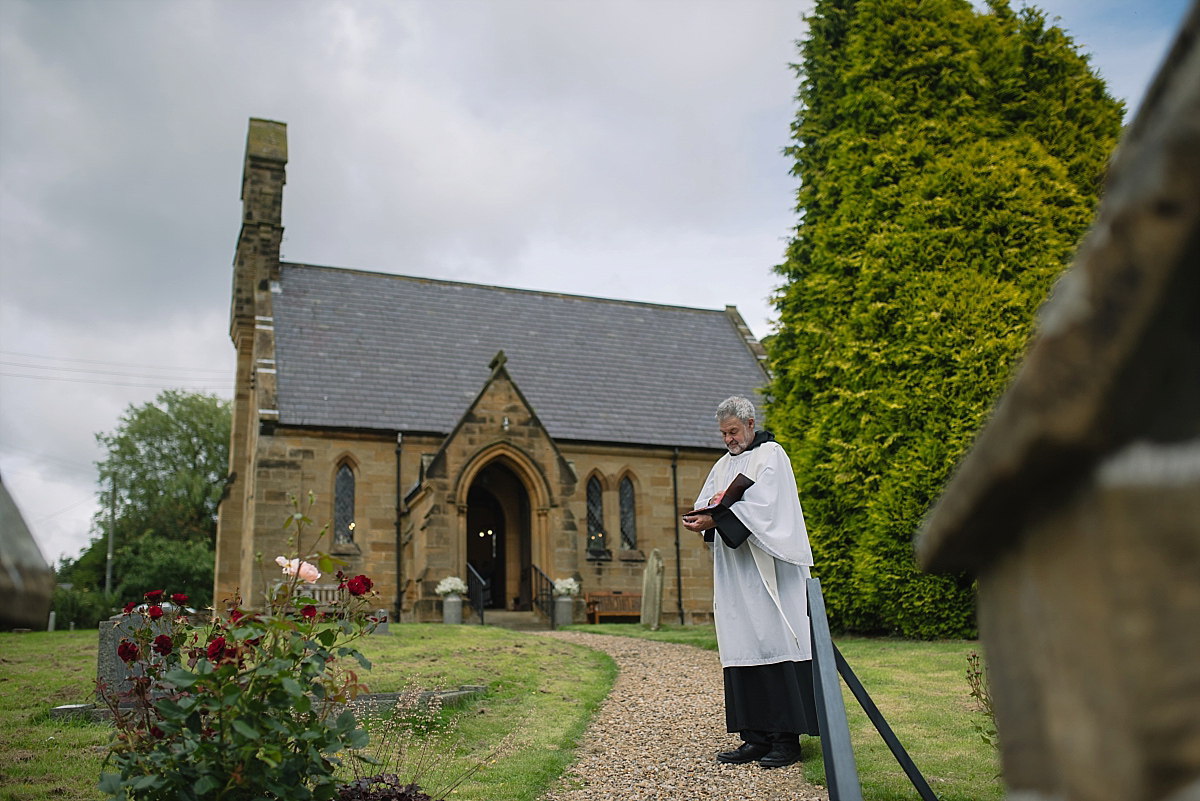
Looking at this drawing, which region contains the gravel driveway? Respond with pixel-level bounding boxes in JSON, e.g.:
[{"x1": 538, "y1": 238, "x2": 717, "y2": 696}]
[{"x1": 538, "y1": 631, "x2": 827, "y2": 801}]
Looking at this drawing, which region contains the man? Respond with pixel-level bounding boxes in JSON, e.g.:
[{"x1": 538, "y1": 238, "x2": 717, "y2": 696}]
[{"x1": 682, "y1": 396, "x2": 819, "y2": 768}]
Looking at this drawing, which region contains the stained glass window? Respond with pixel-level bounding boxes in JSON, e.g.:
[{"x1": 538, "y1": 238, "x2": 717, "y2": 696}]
[
  {"x1": 586, "y1": 476, "x2": 605, "y2": 553},
  {"x1": 334, "y1": 463, "x2": 355, "y2": 544},
  {"x1": 619, "y1": 476, "x2": 637, "y2": 550}
]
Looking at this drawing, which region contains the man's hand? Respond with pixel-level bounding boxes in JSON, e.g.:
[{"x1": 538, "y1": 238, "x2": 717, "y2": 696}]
[{"x1": 682, "y1": 513, "x2": 714, "y2": 533}]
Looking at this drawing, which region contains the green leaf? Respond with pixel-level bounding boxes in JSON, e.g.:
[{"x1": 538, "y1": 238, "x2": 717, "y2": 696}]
[
  {"x1": 231, "y1": 718, "x2": 260, "y2": 739},
  {"x1": 194, "y1": 774, "x2": 221, "y2": 795},
  {"x1": 345, "y1": 728, "x2": 369, "y2": 749},
  {"x1": 163, "y1": 668, "x2": 199, "y2": 688},
  {"x1": 97, "y1": 772, "x2": 124, "y2": 796}
]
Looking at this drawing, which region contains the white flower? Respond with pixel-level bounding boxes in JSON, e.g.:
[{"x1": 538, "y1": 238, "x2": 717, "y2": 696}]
[
  {"x1": 553, "y1": 577, "x2": 580, "y2": 597},
  {"x1": 435, "y1": 576, "x2": 468, "y2": 596}
]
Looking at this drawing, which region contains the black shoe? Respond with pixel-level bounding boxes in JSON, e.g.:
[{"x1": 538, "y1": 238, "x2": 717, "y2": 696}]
[
  {"x1": 716, "y1": 742, "x2": 771, "y2": 764},
  {"x1": 758, "y1": 743, "x2": 803, "y2": 768}
]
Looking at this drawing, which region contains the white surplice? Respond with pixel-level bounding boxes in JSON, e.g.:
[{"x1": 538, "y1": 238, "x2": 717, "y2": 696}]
[{"x1": 697, "y1": 439, "x2": 814, "y2": 668}]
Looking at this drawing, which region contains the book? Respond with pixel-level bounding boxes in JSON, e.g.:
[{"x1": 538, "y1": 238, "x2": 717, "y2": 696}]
[{"x1": 683, "y1": 473, "x2": 755, "y2": 517}]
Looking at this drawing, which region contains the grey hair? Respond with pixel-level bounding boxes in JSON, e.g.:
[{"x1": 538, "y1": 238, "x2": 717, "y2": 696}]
[{"x1": 716, "y1": 396, "x2": 755, "y2": 425}]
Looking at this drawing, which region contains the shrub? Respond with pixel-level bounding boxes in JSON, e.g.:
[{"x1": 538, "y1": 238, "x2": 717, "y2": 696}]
[
  {"x1": 113, "y1": 533, "x2": 215, "y2": 609},
  {"x1": 97, "y1": 493, "x2": 379, "y2": 800},
  {"x1": 767, "y1": 0, "x2": 1124, "y2": 637},
  {"x1": 51, "y1": 585, "x2": 118, "y2": 630}
]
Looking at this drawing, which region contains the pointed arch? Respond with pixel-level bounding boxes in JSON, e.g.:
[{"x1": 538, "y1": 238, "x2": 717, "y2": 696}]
[
  {"x1": 451, "y1": 441, "x2": 553, "y2": 511},
  {"x1": 450, "y1": 441, "x2": 557, "y2": 578}
]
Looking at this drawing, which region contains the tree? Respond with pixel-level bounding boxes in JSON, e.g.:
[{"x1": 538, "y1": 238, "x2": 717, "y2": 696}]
[
  {"x1": 767, "y1": 0, "x2": 1124, "y2": 637},
  {"x1": 61, "y1": 391, "x2": 230, "y2": 599},
  {"x1": 113, "y1": 533, "x2": 215, "y2": 608}
]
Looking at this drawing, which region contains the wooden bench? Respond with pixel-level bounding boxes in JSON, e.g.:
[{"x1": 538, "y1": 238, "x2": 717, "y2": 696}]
[{"x1": 585, "y1": 591, "x2": 642, "y2": 623}]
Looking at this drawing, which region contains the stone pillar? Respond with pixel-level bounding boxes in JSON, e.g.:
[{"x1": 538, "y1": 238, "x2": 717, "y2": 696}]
[{"x1": 215, "y1": 118, "x2": 287, "y2": 611}]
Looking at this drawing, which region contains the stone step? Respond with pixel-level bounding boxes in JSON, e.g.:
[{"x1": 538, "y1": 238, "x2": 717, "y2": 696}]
[{"x1": 480, "y1": 609, "x2": 551, "y2": 632}]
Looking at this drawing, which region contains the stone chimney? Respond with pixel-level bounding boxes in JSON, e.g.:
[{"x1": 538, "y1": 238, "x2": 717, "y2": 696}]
[{"x1": 230, "y1": 118, "x2": 287, "y2": 344}]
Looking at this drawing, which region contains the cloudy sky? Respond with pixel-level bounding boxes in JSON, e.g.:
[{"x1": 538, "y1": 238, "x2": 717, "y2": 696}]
[{"x1": 0, "y1": 0, "x2": 1191, "y2": 566}]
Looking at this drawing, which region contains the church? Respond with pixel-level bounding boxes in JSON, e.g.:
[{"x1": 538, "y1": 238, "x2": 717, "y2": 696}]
[{"x1": 214, "y1": 118, "x2": 770, "y2": 623}]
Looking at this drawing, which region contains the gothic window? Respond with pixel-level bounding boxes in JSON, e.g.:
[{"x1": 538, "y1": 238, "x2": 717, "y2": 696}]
[
  {"x1": 334, "y1": 463, "x2": 355, "y2": 544},
  {"x1": 586, "y1": 476, "x2": 606, "y2": 554},
  {"x1": 619, "y1": 476, "x2": 637, "y2": 550}
]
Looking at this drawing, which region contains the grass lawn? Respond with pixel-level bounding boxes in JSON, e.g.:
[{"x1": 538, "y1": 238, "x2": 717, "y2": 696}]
[
  {"x1": 0, "y1": 626, "x2": 615, "y2": 801},
  {"x1": 564, "y1": 623, "x2": 1003, "y2": 801}
]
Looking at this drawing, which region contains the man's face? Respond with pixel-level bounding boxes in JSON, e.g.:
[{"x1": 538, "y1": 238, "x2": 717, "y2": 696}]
[{"x1": 719, "y1": 416, "x2": 754, "y2": 455}]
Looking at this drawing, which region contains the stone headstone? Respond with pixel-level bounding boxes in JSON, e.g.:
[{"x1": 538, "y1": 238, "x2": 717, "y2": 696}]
[
  {"x1": 640, "y1": 548, "x2": 664, "y2": 630},
  {"x1": 96, "y1": 613, "x2": 169, "y2": 699},
  {"x1": 47, "y1": 610, "x2": 56, "y2": 632}
]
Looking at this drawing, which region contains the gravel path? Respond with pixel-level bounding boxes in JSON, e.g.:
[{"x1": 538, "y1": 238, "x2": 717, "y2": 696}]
[{"x1": 537, "y1": 632, "x2": 827, "y2": 801}]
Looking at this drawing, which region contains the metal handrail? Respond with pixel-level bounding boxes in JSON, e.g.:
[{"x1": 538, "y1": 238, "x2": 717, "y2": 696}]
[
  {"x1": 465, "y1": 563, "x2": 487, "y2": 625},
  {"x1": 807, "y1": 577, "x2": 937, "y2": 801},
  {"x1": 531, "y1": 564, "x2": 555, "y2": 630}
]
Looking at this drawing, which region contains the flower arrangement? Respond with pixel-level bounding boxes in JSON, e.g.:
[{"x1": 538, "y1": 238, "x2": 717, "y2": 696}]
[
  {"x1": 552, "y1": 577, "x2": 580, "y2": 597},
  {"x1": 97, "y1": 492, "x2": 379, "y2": 801},
  {"x1": 434, "y1": 576, "x2": 468, "y2": 596}
]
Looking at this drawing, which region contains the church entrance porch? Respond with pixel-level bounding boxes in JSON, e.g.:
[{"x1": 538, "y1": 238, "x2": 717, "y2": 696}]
[{"x1": 465, "y1": 462, "x2": 531, "y2": 610}]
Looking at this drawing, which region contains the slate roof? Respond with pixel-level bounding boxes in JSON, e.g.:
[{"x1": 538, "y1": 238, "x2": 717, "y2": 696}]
[{"x1": 272, "y1": 264, "x2": 769, "y2": 449}]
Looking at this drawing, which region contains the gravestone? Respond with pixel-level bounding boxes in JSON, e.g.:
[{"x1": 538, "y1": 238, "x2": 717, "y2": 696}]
[
  {"x1": 96, "y1": 613, "x2": 170, "y2": 699},
  {"x1": 639, "y1": 548, "x2": 664, "y2": 630}
]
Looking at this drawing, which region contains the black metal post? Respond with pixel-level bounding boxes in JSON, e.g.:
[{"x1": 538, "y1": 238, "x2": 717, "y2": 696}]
[
  {"x1": 394, "y1": 432, "x2": 403, "y2": 624},
  {"x1": 671, "y1": 448, "x2": 684, "y2": 625},
  {"x1": 807, "y1": 577, "x2": 863, "y2": 801},
  {"x1": 466, "y1": 562, "x2": 487, "y2": 625}
]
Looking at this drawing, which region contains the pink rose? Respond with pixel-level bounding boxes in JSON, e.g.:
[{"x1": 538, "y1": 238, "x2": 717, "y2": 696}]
[{"x1": 275, "y1": 556, "x2": 321, "y2": 584}]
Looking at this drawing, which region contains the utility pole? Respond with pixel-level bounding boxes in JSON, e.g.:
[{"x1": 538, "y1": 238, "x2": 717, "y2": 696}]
[{"x1": 105, "y1": 473, "x2": 116, "y2": 595}]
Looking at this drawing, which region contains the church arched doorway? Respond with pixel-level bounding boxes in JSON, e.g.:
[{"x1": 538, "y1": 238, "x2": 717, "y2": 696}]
[{"x1": 465, "y1": 462, "x2": 531, "y2": 610}]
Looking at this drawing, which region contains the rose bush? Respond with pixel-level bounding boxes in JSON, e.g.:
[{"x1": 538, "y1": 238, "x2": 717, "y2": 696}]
[{"x1": 98, "y1": 492, "x2": 380, "y2": 801}]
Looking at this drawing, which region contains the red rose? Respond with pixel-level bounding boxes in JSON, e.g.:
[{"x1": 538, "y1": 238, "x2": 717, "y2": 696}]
[
  {"x1": 123, "y1": 602, "x2": 136, "y2": 615},
  {"x1": 301, "y1": 605, "x2": 317, "y2": 620},
  {"x1": 230, "y1": 609, "x2": 244, "y2": 623},
  {"x1": 147, "y1": 605, "x2": 164, "y2": 620},
  {"x1": 171, "y1": 593, "x2": 188, "y2": 605},
  {"x1": 117, "y1": 640, "x2": 139, "y2": 663},
  {"x1": 149, "y1": 726, "x2": 165, "y2": 739},
  {"x1": 206, "y1": 637, "x2": 226, "y2": 660},
  {"x1": 144, "y1": 590, "x2": 164, "y2": 603},
  {"x1": 346, "y1": 575, "x2": 373, "y2": 597},
  {"x1": 152, "y1": 635, "x2": 173, "y2": 656}
]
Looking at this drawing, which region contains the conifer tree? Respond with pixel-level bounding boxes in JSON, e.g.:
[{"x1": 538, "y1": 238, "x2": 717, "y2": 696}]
[{"x1": 767, "y1": 0, "x2": 1123, "y2": 637}]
